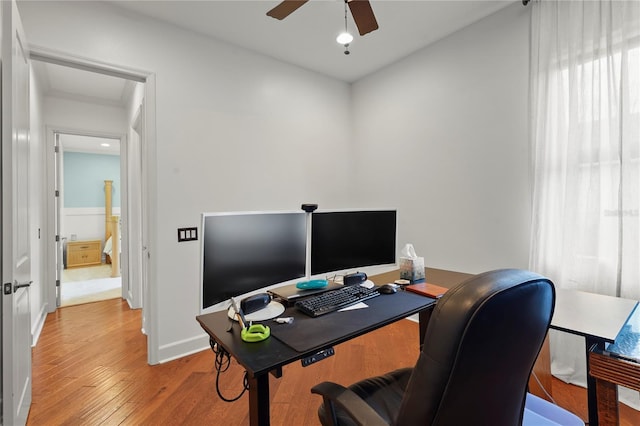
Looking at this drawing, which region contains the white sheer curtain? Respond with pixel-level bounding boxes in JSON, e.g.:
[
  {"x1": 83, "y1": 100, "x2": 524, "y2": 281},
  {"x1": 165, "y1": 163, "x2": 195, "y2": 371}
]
[{"x1": 529, "y1": 0, "x2": 640, "y2": 408}]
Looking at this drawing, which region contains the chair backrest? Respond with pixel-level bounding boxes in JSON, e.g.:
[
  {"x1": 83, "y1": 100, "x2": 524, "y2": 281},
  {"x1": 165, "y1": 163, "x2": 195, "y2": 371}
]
[{"x1": 395, "y1": 269, "x2": 555, "y2": 426}]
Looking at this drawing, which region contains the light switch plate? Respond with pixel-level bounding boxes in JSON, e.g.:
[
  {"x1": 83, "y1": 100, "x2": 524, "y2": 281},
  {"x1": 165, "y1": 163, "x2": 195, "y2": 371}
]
[{"x1": 177, "y1": 227, "x2": 198, "y2": 242}]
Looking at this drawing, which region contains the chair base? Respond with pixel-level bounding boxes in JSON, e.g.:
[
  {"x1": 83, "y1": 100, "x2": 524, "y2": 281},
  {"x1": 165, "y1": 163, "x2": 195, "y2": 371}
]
[{"x1": 523, "y1": 393, "x2": 584, "y2": 425}]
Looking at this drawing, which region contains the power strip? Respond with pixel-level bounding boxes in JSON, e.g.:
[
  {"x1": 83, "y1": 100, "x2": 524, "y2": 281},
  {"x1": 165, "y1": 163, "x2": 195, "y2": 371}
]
[{"x1": 301, "y1": 347, "x2": 335, "y2": 367}]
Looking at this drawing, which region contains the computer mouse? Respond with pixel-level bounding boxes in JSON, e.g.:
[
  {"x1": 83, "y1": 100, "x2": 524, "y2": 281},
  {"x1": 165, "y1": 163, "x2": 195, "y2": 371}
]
[{"x1": 378, "y1": 283, "x2": 398, "y2": 294}]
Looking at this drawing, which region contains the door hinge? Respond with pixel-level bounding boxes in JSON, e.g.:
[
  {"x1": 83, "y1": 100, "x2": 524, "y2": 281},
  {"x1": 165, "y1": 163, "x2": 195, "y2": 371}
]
[
  {"x1": 4, "y1": 283, "x2": 12, "y2": 295},
  {"x1": 56, "y1": 279, "x2": 60, "y2": 288},
  {"x1": 54, "y1": 145, "x2": 59, "y2": 153},
  {"x1": 55, "y1": 235, "x2": 60, "y2": 242},
  {"x1": 55, "y1": 190, "x2": 60, "y2": 197}
]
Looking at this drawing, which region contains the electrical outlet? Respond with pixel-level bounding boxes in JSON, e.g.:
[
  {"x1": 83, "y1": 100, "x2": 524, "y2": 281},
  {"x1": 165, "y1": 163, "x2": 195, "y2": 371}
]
[{"x1": 177, "y1": 227, "x2": 198, "y2": 242}]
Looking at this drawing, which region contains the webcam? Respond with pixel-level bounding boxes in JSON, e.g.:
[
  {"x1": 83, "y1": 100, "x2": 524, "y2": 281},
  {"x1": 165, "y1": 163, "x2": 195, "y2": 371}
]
[{"x1": 301, "y1": 204, "x2": 318, "y2": 213}]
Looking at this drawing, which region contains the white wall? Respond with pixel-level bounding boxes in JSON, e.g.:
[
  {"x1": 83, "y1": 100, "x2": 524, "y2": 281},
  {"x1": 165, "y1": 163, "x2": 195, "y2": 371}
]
[
  {"x1": 351, "y1": 4, "x2": 531, "y2": 274},
  {"x1": 19, "y1": 1, "x2": 352, "y2": 362},
  {"x1": 62, "y1": 207, "x2": 121, "y2": 246}
]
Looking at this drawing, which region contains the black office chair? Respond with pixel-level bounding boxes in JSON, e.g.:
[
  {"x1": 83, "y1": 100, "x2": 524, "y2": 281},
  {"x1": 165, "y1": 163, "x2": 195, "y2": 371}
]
[{"x1": 311, "y1": 269, "x2": 584, "y2": 426}]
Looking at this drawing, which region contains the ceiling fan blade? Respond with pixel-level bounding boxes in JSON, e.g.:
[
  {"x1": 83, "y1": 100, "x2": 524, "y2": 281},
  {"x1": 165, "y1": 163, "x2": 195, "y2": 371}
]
[
  {"x1": 347, "y1": 0, "x2": 379, "y2": 36},
  {"x1": 266, "y1": 0, "x2": 309, "y2": 20}
]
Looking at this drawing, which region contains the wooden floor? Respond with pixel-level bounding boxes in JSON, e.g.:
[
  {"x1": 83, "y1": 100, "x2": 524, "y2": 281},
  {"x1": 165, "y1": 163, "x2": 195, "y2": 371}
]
[{"x1": 28, "y1": 298, "x2": 640, "y2": 425}]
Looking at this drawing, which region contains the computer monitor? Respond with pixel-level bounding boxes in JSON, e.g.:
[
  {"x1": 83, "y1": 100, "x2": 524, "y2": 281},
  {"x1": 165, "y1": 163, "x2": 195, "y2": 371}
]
[
  {"x1": 310, "y1": 209, "x2": 397, "y2": 276},
  {"x1": 200, "y1": 211, "x2": 307, "y2": 313}
]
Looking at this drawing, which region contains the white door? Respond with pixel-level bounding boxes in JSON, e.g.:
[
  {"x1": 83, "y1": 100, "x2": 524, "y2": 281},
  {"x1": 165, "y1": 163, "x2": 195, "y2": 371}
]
[
  {"x1": 129, "y1": 105, "x2": 144, "y2": 311},
  {"x1": 1, "y1": 0, "x2": 32, "y2": 424},
  {"x1": 133, "y1": 103, "x2": 150, "y2": 335},
  {"x1": 139, "y1": 104, "x2": 150, "y2": 333}
]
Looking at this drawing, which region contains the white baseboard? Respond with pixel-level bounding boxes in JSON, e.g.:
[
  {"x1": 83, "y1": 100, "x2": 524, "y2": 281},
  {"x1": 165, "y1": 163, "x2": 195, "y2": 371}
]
[
  {"x1": 157, "y1": 334, "x2": 210, "y2": 364},
  {"x1": 31, "y1": 302, "x2": 49, "y2": 347}
]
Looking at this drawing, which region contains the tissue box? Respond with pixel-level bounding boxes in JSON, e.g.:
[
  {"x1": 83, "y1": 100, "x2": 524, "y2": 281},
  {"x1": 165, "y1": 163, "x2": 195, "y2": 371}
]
[{"x1": 399, "y1": 256, "x2": 425, "y2": 283}]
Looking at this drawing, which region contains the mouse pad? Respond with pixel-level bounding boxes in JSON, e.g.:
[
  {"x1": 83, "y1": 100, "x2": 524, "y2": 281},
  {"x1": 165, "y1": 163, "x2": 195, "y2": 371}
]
[{"x1": 270, "y1": 291, "x2": 435, "y2": 353}]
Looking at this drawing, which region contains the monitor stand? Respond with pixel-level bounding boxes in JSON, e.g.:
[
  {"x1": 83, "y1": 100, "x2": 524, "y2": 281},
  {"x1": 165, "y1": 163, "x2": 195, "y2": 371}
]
[{"x1": 227, "y1": 301, "x2": 285, "y2": 322}]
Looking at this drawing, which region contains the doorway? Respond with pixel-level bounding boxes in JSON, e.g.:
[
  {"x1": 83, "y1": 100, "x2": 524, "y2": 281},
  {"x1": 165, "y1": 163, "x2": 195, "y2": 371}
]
[
  {"x1": 30, "y1": 46, "x2": 158, "y2": 364},
  {"x1": 56, "y1": 133, "x2": 123, "y2": 307},
  {"x1": 31, "y1": 51, "x2": 150, "y2": 317}
]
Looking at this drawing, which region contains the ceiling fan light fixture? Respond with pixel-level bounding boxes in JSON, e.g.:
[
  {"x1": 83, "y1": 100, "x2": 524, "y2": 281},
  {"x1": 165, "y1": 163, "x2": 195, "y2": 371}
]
[
  {"x1": 336, "y1": 32, "x2": 353, "y2": 45},
  {"x1": 338, "y1": 0, "x2": 352, "y2": 54}
]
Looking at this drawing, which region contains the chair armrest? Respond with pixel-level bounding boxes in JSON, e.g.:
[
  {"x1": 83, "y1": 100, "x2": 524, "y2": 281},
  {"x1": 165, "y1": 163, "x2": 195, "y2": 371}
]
[{"x1": 311, "y1": 381, "x2": 388, "y2": 426}]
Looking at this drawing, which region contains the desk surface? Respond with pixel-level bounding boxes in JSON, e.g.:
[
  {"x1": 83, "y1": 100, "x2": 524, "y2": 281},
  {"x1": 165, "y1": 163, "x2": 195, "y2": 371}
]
[
  {"x1": 372, "y1": 267, "x2": 473, "y2": 289},
  {"x1": 551, "y1": 288, "x2": 638, "y2": 343},
  {"x1": 196, "y1": 290, "x2": 436, "y2": 377},
  {"x1": 377, "y1": 268, "x2": 638, "y2": 344},
  {"x1": 196, "y1": 266, "x2": 637, "y2": 426}
]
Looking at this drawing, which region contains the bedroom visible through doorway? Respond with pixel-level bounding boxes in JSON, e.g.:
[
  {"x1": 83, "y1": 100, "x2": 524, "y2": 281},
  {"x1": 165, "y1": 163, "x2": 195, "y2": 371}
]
[
  {"x1": 61, "y1": 264, "x2": 120, "y2": 306},
  {"x1": 57, "y1": 133, "x2": 122, "y2": 307}
]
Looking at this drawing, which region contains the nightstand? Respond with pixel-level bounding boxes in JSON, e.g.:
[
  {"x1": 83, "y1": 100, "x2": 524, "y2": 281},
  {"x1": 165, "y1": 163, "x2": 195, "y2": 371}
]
[{"x1": 66, "y1": 239, "x2": 102, "y2": 268}]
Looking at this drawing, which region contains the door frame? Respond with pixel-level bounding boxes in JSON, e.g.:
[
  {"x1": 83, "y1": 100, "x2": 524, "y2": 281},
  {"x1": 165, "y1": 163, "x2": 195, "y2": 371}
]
[{"x1": 33, "y1": 46, "x2": 159, "y2": 364}]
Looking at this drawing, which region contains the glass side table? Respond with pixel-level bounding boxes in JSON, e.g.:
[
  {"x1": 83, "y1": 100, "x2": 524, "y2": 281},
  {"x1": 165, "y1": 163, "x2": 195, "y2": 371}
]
[{"x1": 589, "y1": 303, "x2": 640, "y2": 426}]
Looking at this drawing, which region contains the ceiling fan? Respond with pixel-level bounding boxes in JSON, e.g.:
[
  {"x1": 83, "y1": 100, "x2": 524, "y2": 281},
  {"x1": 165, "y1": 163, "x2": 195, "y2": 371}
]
[{"x1": 266, "y1": 0, "x2": 379, "y2": 36}]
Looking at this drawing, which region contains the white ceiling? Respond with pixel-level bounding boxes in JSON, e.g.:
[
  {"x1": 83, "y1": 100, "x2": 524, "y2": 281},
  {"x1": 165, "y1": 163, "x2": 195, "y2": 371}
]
[
  {"x1": 31, "y1": 1, "x2": 516, "y2": 155},
  {"x1": 109, "y1": 0, "x2": 514, "y2": 83}
]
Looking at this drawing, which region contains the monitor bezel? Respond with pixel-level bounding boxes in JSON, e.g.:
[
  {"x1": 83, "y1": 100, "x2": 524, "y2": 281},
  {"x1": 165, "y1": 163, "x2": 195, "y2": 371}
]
[
  {"x1": 309, "y1": 208, "x2": 398, "y2": 279},
  {"x1": 199, "y1": 210, "x2": 307, "y2": 314}
]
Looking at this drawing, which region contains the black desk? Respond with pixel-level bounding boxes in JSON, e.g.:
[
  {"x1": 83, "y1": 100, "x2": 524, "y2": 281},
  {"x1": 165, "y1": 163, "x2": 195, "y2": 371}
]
[{"x1": 196, "y1": 291, "x2": 436, "y2": 426}]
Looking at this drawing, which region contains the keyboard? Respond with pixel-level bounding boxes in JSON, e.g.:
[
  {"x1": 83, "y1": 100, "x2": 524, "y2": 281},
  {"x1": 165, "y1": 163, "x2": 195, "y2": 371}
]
[{"x1": 295, "y1": 285, "x2": 380, "y2": 317}]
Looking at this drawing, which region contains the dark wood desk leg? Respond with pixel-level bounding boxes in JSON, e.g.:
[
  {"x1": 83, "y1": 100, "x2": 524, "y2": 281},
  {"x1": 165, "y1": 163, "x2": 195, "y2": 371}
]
[
  {"x1": 418, "y1": 306, "x2": 434, "y2": 350},
  {"x1": 586, "y1": 338, "x2": 603, "y2": 426},
  {"x1": 247, "y1": 373, "x2": 270, "y2": 426}
]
